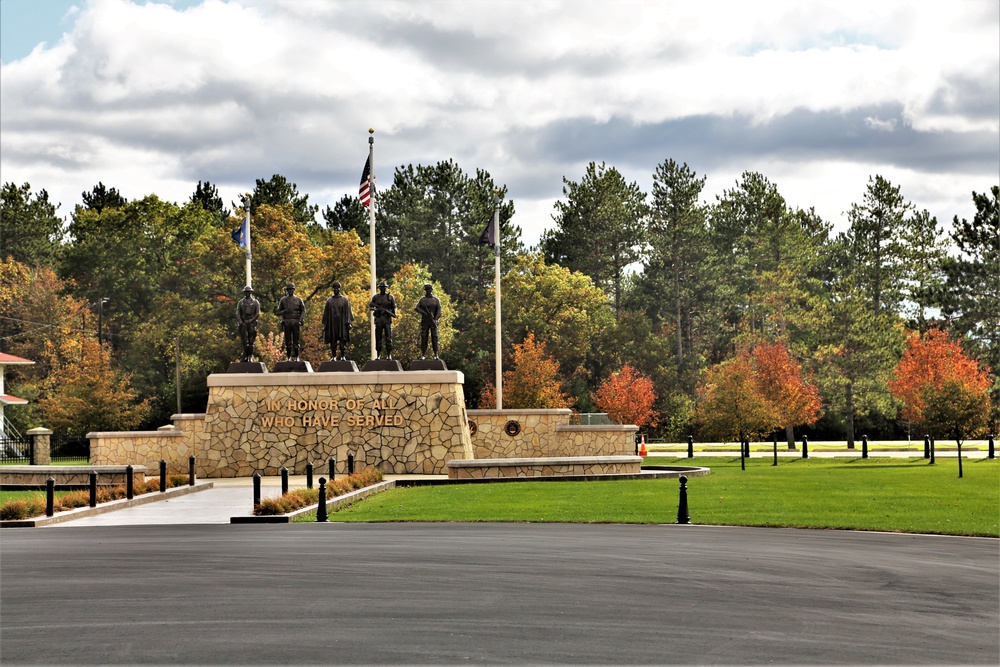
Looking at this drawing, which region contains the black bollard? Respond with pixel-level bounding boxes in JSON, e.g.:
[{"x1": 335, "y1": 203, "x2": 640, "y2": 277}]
[
  {"x1": 189, "y1": 456, "x2": 196, "y2": 486},
  {"x1": 159, "y1": 459, "x2": 167, "y2": 493},
  {"x1": 677, "y1": 475, "x2": 690, "y2": 524},
  {"x1": 46, "y1": 477, "x2": 55, "y2": 517},
  {"x1": 306, "y1": 463, "x2": 314, "y2": 490},
  {"x1": 316, "y1": 477, "x2": 328, "y2": 522},
  {"x1": 802, "y1": 435, "x2": 809, "y2": 459},
  {"x1": 253, "y1": 472, "x2": 261, "y2": 508},
  {"x1": 957, "y1": 439, "x2": 964, "y2": 478},
  {"x1": 772, "y1": 433, "x2": 778, "y2": 466},
  {"x1": 923, "y1": 434, "x2": 930, "y2": 459},
  {"x1": 328, "y1": 456, "x2": 336, "y2": 481},
  {"x1": 281, "y1": 467, "x2": 289, "y2": 495},
  {"x1": 126, "y1": 465, "x2": 134, "y2": 500},
  {"x1": 740, "y1": 439, "x2": 745, "y2": 471},
  {"x1": 930, "y1": 436, "x2": 936, "y2": 465},
  {"x1": 347, "y1": 453, "x2": 355, "y2": 475},
  {"x1": 989, "y1": 434, "x2": 995, "y2": 460},
  {"x1": 687, "y1": 434, "x2": 694, "y2": 458},
  {"x1": 862, "y1": 434, "x2": 868, "y2": 460},
  {"x1": 89, "y1": 471, "x2": 98, "y2": 508}
]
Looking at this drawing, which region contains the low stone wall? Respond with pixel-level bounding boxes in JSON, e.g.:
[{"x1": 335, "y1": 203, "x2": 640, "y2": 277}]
[
  {"x1": 88, "y1": 428, "x2": 193, "y2": 476},
  {"x1": 447, "y1": 456, "x2": 642, "y2": 479},
  {"x1": 554, "y1": 424, "x2": 638, "y2": 456},
  {"x1": 0, "y1": 465, "x2": 148, "y2": 487},
  {"x1": 467, "y1": 410, "x2": 636, "y2": 458},
  {"x1": 468, "y1": 409, "x2": 572, "y2": 458}
]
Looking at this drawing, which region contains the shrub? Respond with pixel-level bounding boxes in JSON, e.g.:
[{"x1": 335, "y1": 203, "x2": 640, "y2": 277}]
[
  {"x1": 253, "y1": 468, "x2": 383, "y2": 516},
  {"x1": 0, "y1": 473, "x2": 186, "y2": 519},
  {"x1": 0, "y1": 498, "x2": 45, "y2": 520}
]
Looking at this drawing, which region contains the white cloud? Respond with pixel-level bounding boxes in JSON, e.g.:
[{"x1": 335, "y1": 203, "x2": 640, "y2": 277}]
[{"x1": 1, "y1": 0, "x2": 996, "y2": 251}]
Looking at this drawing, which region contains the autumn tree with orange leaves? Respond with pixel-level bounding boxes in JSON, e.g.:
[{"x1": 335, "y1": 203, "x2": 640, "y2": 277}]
[
  {"x1": 695, "y1": 349, "x2": 780, "y2": 443},
  {"x1": 593, "y1": 364, "x2": 659, "y2": 428},
  {"x1": 889, "y1": 330, "x2": 992, "y2": 444},
  {"x1": 480, "y1": 333, "x2": 573, "y2": 409},
  {"x1": 696, "y1": 342, "x2": 821, "y2": 444},
  {"x1": 753, "y1": 341, "x2": 822, "y2": 443}
]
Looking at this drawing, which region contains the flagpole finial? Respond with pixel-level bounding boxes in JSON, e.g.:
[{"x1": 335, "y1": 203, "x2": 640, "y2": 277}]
[{"x1": 369, "y1": 128, "x2": 374, "y2": 134}]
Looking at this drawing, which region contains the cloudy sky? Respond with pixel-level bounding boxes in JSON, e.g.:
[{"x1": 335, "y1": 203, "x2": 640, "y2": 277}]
[{"x1": 1, "y1": 0, "x2": 997, "y2": 248}]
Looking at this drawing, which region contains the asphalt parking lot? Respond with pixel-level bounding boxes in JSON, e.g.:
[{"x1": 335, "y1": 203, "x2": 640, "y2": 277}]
[{"x1": 1, "y1": 523, "x2": 997, "y2": 665}]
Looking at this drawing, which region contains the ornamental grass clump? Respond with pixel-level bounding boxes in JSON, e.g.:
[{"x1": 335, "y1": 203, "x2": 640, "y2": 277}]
[
  {"x1": 0, "y1": 475, "x2": 185, "y2": 520},
  {"x1": 254, "y1": 468, "x2": 383, "y2": 516}
]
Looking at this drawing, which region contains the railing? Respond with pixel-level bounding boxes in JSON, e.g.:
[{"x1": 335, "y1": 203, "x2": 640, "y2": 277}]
[
  {"x1": 568, "y1": 413, "x2": 614, "y2": 426},
  {"x1": 50, "y1": 435, "x2": 90, "y2": 465},
  {"x1": 0, "y1": 435, "x2": 31, "y2": 465}
]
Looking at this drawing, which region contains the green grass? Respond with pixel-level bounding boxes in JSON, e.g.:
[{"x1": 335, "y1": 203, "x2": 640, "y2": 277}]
[
  {"x1": 303, "y1": 457, "x2": 998, "y2": 536},
  {"x1": 0, "y1": 489, "x2": 72, "y2": 504}
]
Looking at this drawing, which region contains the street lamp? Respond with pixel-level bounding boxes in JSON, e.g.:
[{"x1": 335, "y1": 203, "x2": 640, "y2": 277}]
[{"x1": 97, "y1": 298, "x2": 110, "y2": 346}]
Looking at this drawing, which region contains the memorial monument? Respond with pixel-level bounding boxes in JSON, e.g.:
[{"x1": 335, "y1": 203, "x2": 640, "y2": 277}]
[{"x1": 319, "y1": 281, "x2": 357, "y2": 372}]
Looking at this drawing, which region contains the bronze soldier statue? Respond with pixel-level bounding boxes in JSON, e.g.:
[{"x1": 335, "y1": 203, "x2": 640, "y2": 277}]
[
  {"x1": 415, "y1": 283, "x2": 442, "y2": 359},
  {"x1": 368, "y1": 281, "x2": 396, "y2": 359},
  {"x1": 322, "y1": 282, "x2": 353, "y2": 360},
  {"x1": 236, "y1": 286, "x2": 260, "y2": 362},
  {"x1": 275, "y1": 282, "x2": 306, "y2": 361}
]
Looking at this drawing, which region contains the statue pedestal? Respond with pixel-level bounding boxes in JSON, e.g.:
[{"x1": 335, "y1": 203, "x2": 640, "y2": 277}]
[
  {"x1": 227, "y1": 362, "x2": 268, "y2": 373},
  {"x1": 409, "y1": 359, "x2": 448, "y2": 371},
  {"x1": 362, "y1": 359, "x2": 404, "y2": 372},
  {"x1": 272, "y1": 361, "x2": 313, "y2": 373},
  {"x1": 317, "y1": 360, "x2": 359, "y2": 372},
  {"x1": 200, "y1": 370, "x2": 472, "y2": 476}
]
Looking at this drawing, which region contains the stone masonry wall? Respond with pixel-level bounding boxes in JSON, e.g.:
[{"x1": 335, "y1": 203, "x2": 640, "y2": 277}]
[
  {"x1": 200, "y1": 371, "x2": 472, "y2": 477},
  {"x1": 468, "y1": 410, "x2": 636, "y2": 458}
]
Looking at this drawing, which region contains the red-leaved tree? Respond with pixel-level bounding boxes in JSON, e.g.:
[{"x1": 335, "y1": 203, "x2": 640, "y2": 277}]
[
  {"x1": 889, "y1": 330, "x2": 992, "y2": 444},
  {"x1": 480, "y1": 333, "x2": 574, "y2": 409},
  {"x1": 593, "y1": 364, "x2": 658, "y2": 428},
  {"x1": 753, "y1": 341, "x2": 822, "y2": 438}
]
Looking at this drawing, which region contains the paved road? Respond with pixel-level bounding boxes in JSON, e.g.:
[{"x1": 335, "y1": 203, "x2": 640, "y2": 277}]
[{"x1": 2, "y1": 524, "x2": 997, "y2": 665}]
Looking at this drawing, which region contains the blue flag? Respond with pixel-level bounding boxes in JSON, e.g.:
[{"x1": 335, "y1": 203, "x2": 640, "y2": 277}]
[{"x1": 231, "y1": 217, "x2": 248, "y2": 249}]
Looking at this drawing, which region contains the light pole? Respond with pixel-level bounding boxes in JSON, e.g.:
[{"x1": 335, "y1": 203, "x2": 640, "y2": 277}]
[{"x1": 97, "y1": 298, "x2": 110, "y2": 346}]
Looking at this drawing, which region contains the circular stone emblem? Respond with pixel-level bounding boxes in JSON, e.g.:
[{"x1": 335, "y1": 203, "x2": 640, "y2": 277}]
[
  {"x1": 468, "y1": 420, "x2": 478, "y2": 436},
  {"x1": 504, "y1": 420, "x2": 521, "y2": 437}
]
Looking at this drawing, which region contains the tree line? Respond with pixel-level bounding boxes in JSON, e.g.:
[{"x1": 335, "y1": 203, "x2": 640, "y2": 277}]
[{"x1": 1, "y1": 162, "x2": 996, "y2": 444}]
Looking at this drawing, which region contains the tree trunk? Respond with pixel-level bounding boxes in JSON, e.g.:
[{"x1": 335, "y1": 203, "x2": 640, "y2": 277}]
[
  {"x1": 845, "y1": 382, "x2": 856, "y2": 449},
  {"x1": 785, "y1": 424, "x2": 795, "y2": 449}
]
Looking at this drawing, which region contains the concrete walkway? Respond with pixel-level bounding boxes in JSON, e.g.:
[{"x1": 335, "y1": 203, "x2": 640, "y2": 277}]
[{"x1": 49, "y1": 474, "x2": 443, "y2": 527}]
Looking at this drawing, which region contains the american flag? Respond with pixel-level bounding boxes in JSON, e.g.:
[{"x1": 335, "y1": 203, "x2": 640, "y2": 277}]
[{"x1": 359, "y1": 156, "x2": 375, "y2": 208}]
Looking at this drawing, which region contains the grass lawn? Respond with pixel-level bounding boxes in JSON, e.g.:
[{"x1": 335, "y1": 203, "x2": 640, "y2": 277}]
[
  {"x1": 301, "y1": 457, "x2": 999, "y2": 536},
  {"x1": 0, "y1": 489, "x2": 73, "y2": 504}
]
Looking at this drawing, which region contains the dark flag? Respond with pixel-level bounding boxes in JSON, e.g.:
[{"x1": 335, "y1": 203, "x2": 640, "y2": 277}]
[
  {"x1": 359, "y1": 156, "x2": 374, "y2": 209},
  {"x1": 479, "y1": 209, "x2": 497, "y2": 251},
  {"x1": 231, "y1": 217, "x2": 248, "y2": 248}
]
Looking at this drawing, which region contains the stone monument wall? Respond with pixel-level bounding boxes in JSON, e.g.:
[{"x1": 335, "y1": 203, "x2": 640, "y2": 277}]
[{"x1": 207, "y1": 370, "x2": 471, "y2": 476}]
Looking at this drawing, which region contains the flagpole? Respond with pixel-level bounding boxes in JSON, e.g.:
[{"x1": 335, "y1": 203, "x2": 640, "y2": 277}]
[
  {"x1": 244, "y1": 194, "x2": 252, "y2": 289},
  {"x1": 493, "y1": 194, "x2": 502, "y2": 410},
  {"x1": 368, "y1": 129, "x2": 377, "y2": 360}
]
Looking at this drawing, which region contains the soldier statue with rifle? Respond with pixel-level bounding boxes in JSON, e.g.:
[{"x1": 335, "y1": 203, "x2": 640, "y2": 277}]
[
  {"x1": 415, "y1": 283, "x2": 442, "y2": 359},
  {"x1": 368, "y1": 281, "x2": 396, "y2": 359}
]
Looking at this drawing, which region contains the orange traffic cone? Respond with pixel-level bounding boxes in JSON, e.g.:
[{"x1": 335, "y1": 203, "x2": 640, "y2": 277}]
[{"x1": 638, "y1": 434, "x2": 648, "y2": 457}]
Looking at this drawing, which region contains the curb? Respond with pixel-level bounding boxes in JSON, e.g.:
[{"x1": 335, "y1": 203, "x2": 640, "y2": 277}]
[
  {"x1": 231, "y1": 480, "x2": 396, "y2": 523},
  {"x1": 0, "y1": 482, "x2": 216, "y2": 528}
]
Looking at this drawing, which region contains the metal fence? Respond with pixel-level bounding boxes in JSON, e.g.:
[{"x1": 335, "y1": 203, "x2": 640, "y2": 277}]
[
  {"x1": 50, "y1": 435, "x2": 90, "y2": 465},
  {"x1": 0, "y1": 435, "x2": 31, "y2": 465},
  {"x1": 568, "y1": 413, "x2": 614, "y2": 426}
]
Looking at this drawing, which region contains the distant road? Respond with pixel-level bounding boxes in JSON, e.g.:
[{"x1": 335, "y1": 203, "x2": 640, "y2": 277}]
[{"x1": 2, "y1": 524, "x2": 997, "y2": 665}]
